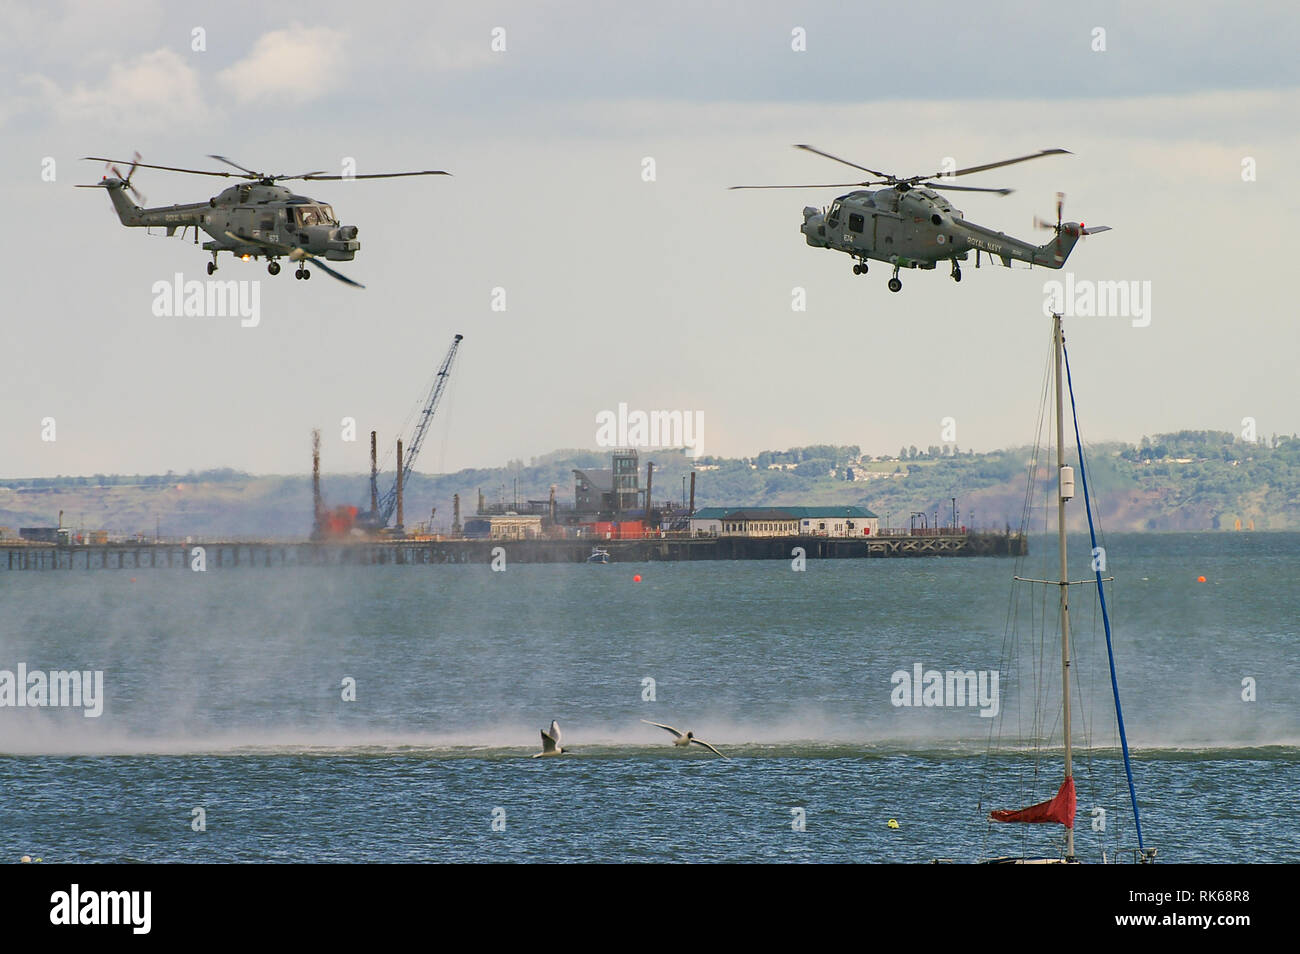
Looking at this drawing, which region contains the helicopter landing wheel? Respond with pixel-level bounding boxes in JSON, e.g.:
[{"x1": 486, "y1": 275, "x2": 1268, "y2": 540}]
[
  {"x1": 888, "y1": 277, "x2": 902, "y2": 293},
  {"x1": 302, "y1": 268, "x2": 311, "y2": 280},
  {"x1": 294, "y1": 268, "x2": 304, "y2": 280},
  {"x1": 207, "y1": 261, "x2": 216, "y2": 276},
  {"x1": 951, "y1": 267, "x2": 961, "y2": 283},
  {"x1": 853, "y1": 262, "x2": 868, "y2": 275},
  {"x1": 268, "y1": 261, "x2": 281, "y2": 276}
]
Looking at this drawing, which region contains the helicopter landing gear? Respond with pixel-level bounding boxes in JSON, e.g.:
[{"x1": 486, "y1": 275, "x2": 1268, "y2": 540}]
[
  {"x1": 206, "y1": 255, "x2": 218, "y2": 276},
  {"x1": 268, "y1": 261, "x2": 281, "y2": 276},
  {"x1": 950, "y1": 261, "x2": 962, "y2": 283},
  {"x1": 888, "y1": 265, "x2": 902, "y2": 293},
  {"x1": 295, "y1": 268, "x2": 311, "y2": 280},
  {"x1": 852, "y1": 261, "x2": 868, "y2": 275}
]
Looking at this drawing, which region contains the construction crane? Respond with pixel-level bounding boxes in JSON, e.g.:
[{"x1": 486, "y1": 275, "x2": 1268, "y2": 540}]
[{"x1": 359, "y1": 333, "x2": 463, "y2": 532}]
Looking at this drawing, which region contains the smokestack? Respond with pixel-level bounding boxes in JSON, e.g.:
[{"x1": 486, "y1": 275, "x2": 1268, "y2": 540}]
[
  {"x1": 478, "y1": 488, "x2": 485, "y2": 514},
  {"x1": 688, "y1": 470, "x2": 696, "y2": 515},
  {"x1": 395, "y1": 439, "x2": 404, "y2": 531},
  {"x1": 370, "y1": 430, "x2": 378, "y2": 515},
  {"x1": 312, "y1": 429, "x2": 322, "y2": 536},
  {"x1": 549, "y1": 484, "x2": 556, "y2": 525},
  {"x1": 644, "y1": 462, "x2": 654, "y2": 523},
  {"x1": 452, "y1": 493, "x2": 462, "y2": 536}
]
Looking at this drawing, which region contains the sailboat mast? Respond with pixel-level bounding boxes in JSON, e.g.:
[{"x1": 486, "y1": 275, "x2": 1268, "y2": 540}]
[{"x1": 1053, "y1": 312, "x2": 1075, "y2": 860}]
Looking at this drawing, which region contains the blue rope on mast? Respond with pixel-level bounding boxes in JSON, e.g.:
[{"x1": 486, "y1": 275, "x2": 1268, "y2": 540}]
[{"x1": 1062, "y1": 341, "x2": 1145, "y2": 852}]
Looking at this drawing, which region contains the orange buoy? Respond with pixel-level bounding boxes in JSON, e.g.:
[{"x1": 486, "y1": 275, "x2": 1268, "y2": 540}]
[
  {"x1": 633, "y1": 574, "x2": 642, "y2": 582},
  {"x1": 1197, "y1": 575, "x2": 1206, "y2": 583}
]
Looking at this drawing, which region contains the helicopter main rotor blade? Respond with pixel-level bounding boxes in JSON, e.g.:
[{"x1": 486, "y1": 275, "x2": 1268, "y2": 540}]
[
  {"x1": 304, "y1": 257, "x2": 366, "y2": 287},
  {"x1": 793, "y1": 145, "x2": 891, "y2": 180},
  {"x1": 297, "y1": 170, "x2": 450, "y2": 180},
  {"x1": 729, "y1": 181, "x2": 879, "y2": 190},
  {"x1": 920, "y1": 181, "x2": 1014, "y2": 195},
  {"x1": 224, "y1": 231, "x2": 366, "y2": 289},
  {"x1": 85, "y1": 157, "x2": 247, "y2": 179},
  {"x1": 917, "y1": 148, "x2": 1070, "y2": 182},
  {"x1": 208, "y1": 154, "x2": 261, "y2": 176}
]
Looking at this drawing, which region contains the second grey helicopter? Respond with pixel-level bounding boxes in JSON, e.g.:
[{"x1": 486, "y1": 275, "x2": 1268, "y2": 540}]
[{"x1": 732, "y1": 145, "x2": 1109, "y2": 292}]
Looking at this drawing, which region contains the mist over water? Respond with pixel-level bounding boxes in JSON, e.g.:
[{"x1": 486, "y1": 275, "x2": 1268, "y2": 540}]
[{"x1": 2, "y1": 532, "x2": 1296, "y2": 861}]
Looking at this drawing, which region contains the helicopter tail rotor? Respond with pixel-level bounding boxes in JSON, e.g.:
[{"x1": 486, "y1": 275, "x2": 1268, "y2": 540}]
[
  {"x1": 1034, "y1": 192, "x2": 1067, "y2": 257},
  {"x1": 1031, "y1": 193, "x2": 1111, "y2": 266},
  {"x1": 105, "y1": 151, "x2": 147, "y2": 206}
]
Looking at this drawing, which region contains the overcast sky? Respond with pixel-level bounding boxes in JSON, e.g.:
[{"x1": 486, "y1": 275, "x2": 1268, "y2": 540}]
[{"x1": 2, "y1": 0, "x2": 1297, "y2": 478}]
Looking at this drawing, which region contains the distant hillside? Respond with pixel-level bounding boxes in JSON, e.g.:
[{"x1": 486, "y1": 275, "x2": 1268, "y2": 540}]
[{"x1": 2, "y1": 431, "x2": 1298, "y2": 539}]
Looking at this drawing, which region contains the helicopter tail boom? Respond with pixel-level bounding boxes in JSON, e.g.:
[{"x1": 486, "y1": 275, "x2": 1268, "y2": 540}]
[
  {"x1": 1030, "y1": 222, "x2": 1111, "y2": 269},
  {"x1": 77, "y1": 178, "x2": 147, "y2": 226},
  {"x1": 1030, "y1": 226, "x2": 1082, "y2": 268}
]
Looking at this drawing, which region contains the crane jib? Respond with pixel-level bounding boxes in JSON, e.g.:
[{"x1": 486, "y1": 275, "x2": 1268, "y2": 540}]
[{"x1": 377, "y1": 334, "x2": 464, "y2": 526}]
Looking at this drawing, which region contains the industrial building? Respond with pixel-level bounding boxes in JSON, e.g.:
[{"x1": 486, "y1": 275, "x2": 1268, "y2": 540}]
[
  {"x1": 572, "y1": 449, "x2": 645, "y2": 516},
  {"x1": 689, "y1": 505, "x2": 879, "y2": 537},
  {"x1": 462, "y1": 514, "x2": 544, "y2": 540}
]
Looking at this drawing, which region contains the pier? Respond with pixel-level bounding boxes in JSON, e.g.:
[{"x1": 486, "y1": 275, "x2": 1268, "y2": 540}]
[{"x1": 0, "y1": 531, "x2": 1025, "y2": 571}]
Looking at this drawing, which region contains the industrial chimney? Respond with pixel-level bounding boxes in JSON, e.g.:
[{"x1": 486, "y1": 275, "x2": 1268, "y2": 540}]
[
  {"x1": 312, "y1": 429, "x2": 323, "y2": 537},
  {"x1": 370, "y1": 430, "x2": 378, "y2": 516},
  {"x1": 395, "y1": 439, "x2": 404, "y2": 533},
  {"x1": 644, "y1": 462, "x2": 654, "y2": 527}
]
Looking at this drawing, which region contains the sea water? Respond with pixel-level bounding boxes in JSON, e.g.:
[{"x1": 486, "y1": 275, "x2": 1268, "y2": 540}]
[{"x1": 1, "y1": 532, "x2": 1296, "y2": 863}]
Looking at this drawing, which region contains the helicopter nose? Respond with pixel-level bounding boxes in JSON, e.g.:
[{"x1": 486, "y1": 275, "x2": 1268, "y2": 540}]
[{"x1": 801, "y1": 206, "x2": 828, "y2": 247}]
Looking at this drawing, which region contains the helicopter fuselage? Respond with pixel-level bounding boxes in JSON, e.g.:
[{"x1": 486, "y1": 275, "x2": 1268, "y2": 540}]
[
  {"x1": 800, "y1": 186, "x2": 1079, "y2": 272},
  {"x1": 99, "y1": 179, "x2": 360, "y2": 262}
]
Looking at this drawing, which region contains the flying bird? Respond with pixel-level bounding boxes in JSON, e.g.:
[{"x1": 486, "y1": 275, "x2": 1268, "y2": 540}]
[
  {"x1": 640, "y1": 720, "x2": 729, "y2": 758},
  {"x1": 532, "y1": 720, "x2": 568, "y2": 757}
]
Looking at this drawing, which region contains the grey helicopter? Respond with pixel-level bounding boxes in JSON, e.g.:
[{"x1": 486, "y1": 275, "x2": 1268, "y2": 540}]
[
  {"x1": 732, "y1": 145, "x2": 1109, "y2": 292},
  {"x1": 79, "y1": 154, "x2": 448, "y2": 288}
]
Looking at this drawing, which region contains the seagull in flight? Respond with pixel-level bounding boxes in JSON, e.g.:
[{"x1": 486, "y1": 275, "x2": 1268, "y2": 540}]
[
  {"x1": 532, "y1": 720, "x2": 568, "y2": 757},
  {"x1": 640, "y1": 720, "x2": 729, "y2": 758}
]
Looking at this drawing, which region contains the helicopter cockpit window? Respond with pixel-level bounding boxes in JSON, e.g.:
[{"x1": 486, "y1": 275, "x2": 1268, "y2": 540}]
[
  {"x1": 848, "y1": 212, "x2": 864, "y2": 233},
  {"x1": 293, "y1": 205, "x2": 338, "y2": 228},
  {"x1": 827, "y1": 201, "x2": 842, "y2": 227}
]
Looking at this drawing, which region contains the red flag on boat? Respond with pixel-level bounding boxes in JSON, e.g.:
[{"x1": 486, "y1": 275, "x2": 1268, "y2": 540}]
[{"x1": 989, "y1": 776, "x2": 1076, "y2": 828}]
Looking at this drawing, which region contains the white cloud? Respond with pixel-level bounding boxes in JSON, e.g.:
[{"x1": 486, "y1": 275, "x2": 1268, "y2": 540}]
[
  {"x1": 19, "y1": 48, "x2": 206, "y2": 130},
  {"x1": 216, "y1": 25, "x2": 347, "y2": 105}
]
